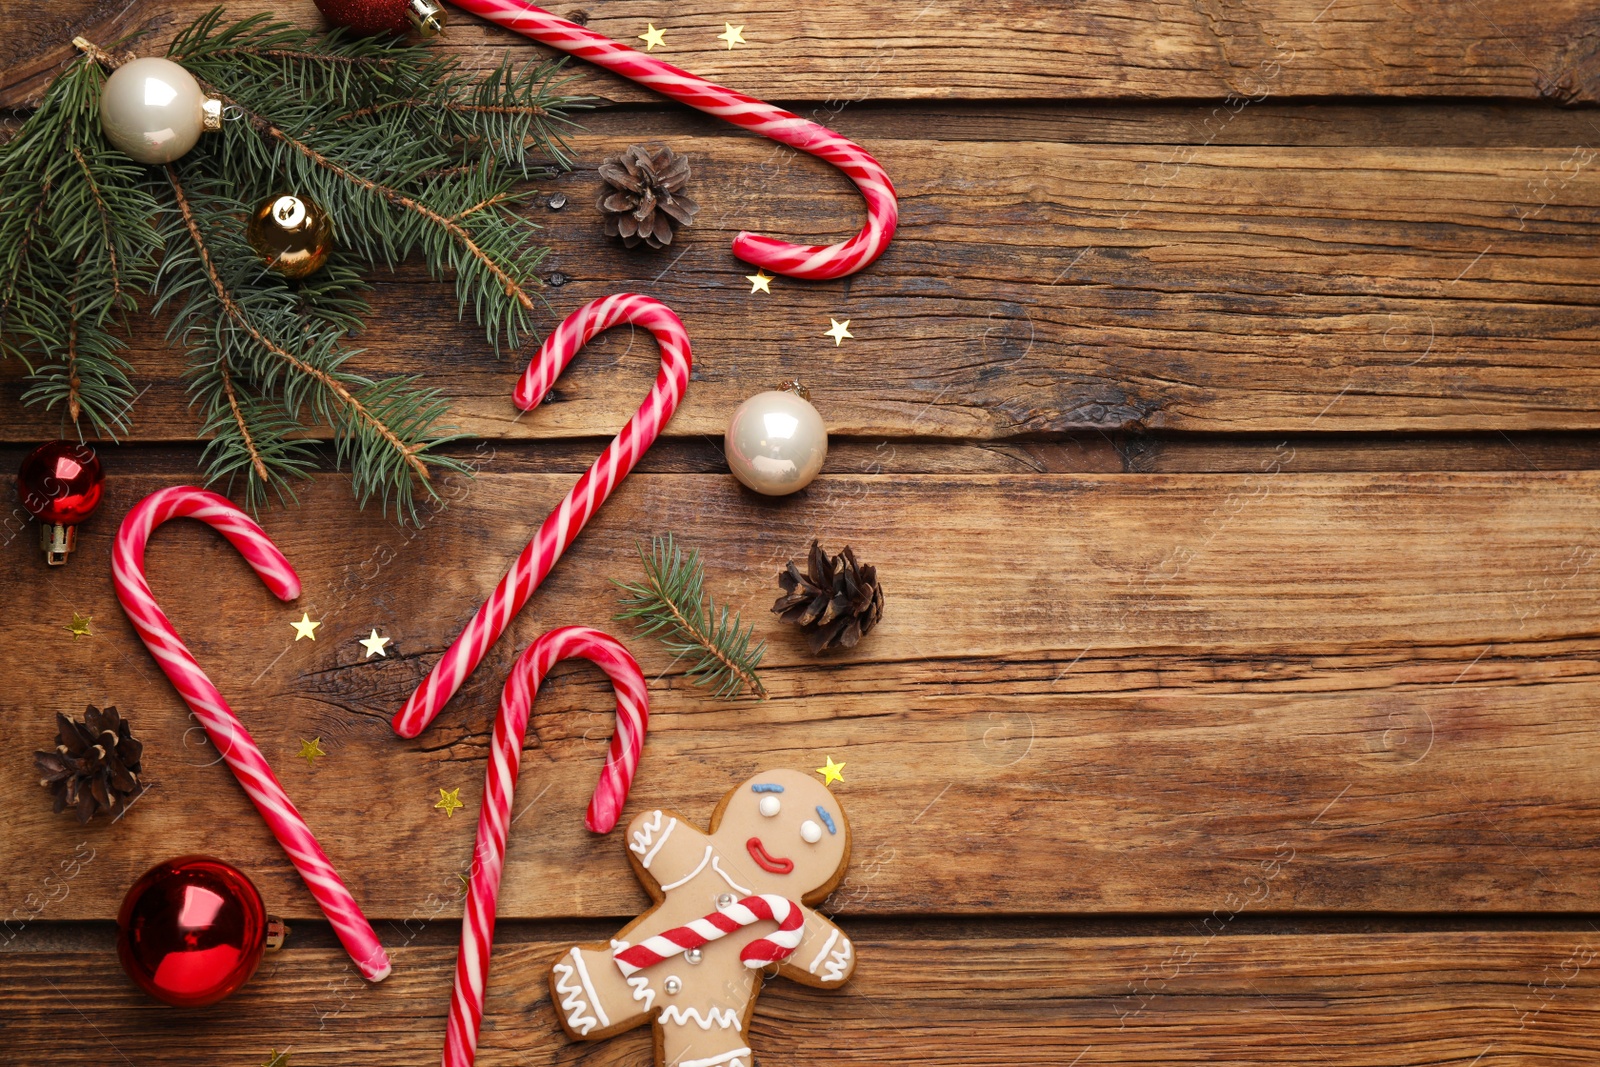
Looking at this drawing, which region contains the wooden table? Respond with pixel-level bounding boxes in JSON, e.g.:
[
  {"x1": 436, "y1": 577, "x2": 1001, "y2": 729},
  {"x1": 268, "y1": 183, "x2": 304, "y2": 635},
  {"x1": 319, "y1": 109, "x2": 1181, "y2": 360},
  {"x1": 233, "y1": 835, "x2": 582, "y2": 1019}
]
[{"x1": 5, "y1": 2, "x2": 1600, "y2": 1063}]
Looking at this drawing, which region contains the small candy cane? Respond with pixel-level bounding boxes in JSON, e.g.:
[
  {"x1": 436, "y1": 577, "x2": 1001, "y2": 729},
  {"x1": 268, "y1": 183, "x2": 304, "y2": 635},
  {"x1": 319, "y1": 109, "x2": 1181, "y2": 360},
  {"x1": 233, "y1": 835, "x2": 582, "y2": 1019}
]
[
  {"x1": 113, "y1": 487, "x2": 391, "y2": 982},
  {"x1": 612, "y1": 893, "x2": 805, "y2": 975},
  {"x1": 444, "y1": 626, "x2": 649, "y2": 1067},
  {"x1": 393, "y1": 294, "x2": 690, "y2": 739},
  {"x1": 446, "y1": 0, "x2": 897, "y2": 280}
]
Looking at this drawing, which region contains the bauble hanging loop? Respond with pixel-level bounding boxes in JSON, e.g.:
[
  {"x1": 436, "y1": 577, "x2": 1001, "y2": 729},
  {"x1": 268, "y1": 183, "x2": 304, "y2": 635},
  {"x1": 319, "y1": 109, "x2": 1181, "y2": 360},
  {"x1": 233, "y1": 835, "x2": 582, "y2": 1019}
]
[
  {"x1": 248, "y1": 194, "x2": 334, "y2": 279},
  {"x1": 16, "y1": 440, "x2": 103, "y2": 565},
  {"x1": 724, "y1": 382, "x2": 828, "y2": 496},
  {"x1": 98, "y1": 56, "x2": 222, "y2": 165}
]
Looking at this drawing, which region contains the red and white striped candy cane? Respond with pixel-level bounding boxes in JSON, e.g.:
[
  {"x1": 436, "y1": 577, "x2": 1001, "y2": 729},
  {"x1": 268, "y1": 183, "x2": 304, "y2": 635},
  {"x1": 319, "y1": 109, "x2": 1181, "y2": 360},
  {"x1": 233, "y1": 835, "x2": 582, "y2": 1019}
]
[
  {"x1": 613, "y1": 894, "x2": 805, "y2": 976},
  {"x1": 446, "y1": 0, "x2": 896, "y2": 280},
  {"x1": 444, "y1": 626, "x2": 649, "y2": 1067},
  {"x1": 112, "y1": 487, "x2": 391, "y2": 982},
  {"x1": 393, "y1": 294, "x2": 690, "y2": 739}
]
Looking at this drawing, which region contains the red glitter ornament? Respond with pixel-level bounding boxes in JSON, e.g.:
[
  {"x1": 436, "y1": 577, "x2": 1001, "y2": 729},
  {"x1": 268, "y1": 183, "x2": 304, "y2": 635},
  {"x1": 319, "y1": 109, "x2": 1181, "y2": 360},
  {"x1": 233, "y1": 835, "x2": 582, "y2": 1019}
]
[
  {"x1": 16, "y1": 440, "x2": 104, "y2": 565},
  {"x1": 313, "y1": 0, "x2": 446, "y2": 36},
  {"x1": 117, "y1": 856, "x2": 287, "y2": 1007}
]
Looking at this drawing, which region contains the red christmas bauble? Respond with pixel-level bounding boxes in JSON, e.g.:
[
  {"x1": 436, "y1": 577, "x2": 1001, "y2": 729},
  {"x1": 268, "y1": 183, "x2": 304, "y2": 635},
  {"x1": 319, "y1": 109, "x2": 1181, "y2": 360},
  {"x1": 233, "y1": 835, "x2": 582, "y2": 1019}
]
[
  {"x1": 117, "y1": 857, "x2": 269, "y2": 1007},
  {"x1": 313, "y1": 0, "x2": 445, "y2": 36},
  {"x1": 16, "y1": 439, "x2": 103, "y2": 525}
]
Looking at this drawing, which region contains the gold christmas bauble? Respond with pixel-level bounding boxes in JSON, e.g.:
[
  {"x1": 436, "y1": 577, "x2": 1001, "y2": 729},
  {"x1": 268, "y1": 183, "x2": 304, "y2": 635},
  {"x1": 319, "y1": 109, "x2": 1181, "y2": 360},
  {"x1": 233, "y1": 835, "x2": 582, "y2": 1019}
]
[{"x1": 247, "y1": 194, "x2": 333, "y2": 279}]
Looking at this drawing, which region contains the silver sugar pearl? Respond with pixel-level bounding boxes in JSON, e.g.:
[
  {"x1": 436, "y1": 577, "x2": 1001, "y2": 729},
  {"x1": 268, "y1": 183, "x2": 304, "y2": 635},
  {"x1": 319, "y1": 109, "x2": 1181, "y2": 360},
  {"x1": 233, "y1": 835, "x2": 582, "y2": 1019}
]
[
  {"x1": 664, "y1": 976, "x2": 682, "y2": 995},
  {"x1": 685, "y1": 948, "x2": 703, "y2": 965},
  {"x1": 717, "y1": 893, "x2": 736, "y2": 910}
]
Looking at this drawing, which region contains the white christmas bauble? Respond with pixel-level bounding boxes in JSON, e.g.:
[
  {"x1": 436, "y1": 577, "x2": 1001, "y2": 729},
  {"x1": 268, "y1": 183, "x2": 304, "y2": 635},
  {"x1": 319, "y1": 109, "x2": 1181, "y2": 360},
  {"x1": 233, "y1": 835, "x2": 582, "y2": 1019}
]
[
  {"x1": 724, "y1": 388, "x2": 828, "y2": 496},
  {"x1": 99, "y1": 57, "x2": 220, "y2": 164}
]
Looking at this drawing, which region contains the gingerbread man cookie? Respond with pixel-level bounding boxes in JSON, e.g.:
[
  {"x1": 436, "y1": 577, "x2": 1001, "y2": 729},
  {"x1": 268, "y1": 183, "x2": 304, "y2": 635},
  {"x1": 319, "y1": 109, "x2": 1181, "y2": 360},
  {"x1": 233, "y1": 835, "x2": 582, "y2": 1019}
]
[{"x1": 549, "y1": 767, "x2": 854, "y2": 1067}]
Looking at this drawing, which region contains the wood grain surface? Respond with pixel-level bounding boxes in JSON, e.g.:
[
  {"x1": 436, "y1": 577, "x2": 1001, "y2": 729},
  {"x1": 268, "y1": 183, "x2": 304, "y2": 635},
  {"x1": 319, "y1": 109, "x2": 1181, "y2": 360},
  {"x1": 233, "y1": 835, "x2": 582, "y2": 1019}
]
[{"x1": 5, "y1": 0, "x2": 1600, "y2": 1064}]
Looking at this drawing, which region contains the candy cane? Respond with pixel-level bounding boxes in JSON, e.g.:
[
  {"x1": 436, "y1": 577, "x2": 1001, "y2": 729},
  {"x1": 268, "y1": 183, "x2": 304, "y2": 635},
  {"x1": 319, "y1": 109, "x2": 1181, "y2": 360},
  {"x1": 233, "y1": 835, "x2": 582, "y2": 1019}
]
[
  {"x1": 445, "y1": 626, "x2": 649, "y2": 1067},
  {"x1": 446, "y1": 0, "x2": 896, "y2": 280},
  {"x1": 112, "y1": 487, "x2": 391, "y2": 982},
  {"x1": 393, "y1": 294, "x2": 690, "y2": 739},
  {"x1": 613, "y1": 894, "x2": 805, "y2": 976}
]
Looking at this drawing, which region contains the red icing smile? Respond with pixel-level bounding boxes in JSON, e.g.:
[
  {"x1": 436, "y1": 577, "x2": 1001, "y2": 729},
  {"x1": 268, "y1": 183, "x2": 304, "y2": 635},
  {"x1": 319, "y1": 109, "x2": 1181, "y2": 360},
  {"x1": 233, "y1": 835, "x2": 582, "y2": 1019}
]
[{"x1": 746, "y1": 836, "x2": 794, "y2": 874}]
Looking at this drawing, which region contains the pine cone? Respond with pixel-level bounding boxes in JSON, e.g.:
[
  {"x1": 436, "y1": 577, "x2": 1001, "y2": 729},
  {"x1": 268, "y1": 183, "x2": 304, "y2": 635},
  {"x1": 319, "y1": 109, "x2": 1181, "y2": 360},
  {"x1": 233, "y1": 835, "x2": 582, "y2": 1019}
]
[
  {"x1": 35, "y1": 705, "x2": 145, "y2": 823},
  {"x1": 772, "y1": 541, "x2": 885, "y2": 653},
  {"x1": 597, "y1": 144, "x2": 699, "y2": 250}
]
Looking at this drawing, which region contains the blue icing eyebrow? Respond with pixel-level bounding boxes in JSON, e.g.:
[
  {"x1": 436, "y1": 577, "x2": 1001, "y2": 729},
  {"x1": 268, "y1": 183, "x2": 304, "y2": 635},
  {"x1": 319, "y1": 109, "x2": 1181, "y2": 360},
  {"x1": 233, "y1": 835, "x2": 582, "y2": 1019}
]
[
  {"x1": 751, "y1": 783, "x2": 784, "y2": 793},
  {"x1": 815, "y1": 806, "x2": 837, "y2": 834}
]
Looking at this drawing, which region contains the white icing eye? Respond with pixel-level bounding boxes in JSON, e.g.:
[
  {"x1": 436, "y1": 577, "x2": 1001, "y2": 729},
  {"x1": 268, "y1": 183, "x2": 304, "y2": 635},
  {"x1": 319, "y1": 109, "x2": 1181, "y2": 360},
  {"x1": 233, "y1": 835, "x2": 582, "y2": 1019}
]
[
  {"x1": 759, "y1": 795, "x2": 781, "y2": 817},
  {"x1": 800, "y1": 819, "x2": 823, "y2": 844}
]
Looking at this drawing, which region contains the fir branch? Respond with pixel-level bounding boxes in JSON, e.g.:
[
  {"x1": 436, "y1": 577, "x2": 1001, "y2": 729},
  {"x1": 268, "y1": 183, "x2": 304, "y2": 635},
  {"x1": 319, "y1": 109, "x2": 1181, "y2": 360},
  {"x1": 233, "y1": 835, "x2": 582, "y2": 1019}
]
[
  {"x1": 165, "y1": 165, "x2": 433, "y2": 484},
  {"x1": 218, "y1": 359, "x2": 270, "y2": 486},
  {"x1": 615, "y1": 534, "x2": 768, "y2": 700}
]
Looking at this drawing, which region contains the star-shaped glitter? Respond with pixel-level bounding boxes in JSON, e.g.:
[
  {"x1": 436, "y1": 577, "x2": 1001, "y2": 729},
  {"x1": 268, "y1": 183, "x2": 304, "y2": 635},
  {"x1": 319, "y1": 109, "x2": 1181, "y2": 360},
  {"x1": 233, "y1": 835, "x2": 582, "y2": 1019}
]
[
  {"x1": 298, "y1": 738, "x2": 326, "y2": 766},
  {"x1": 435, "y1": 787, "x2": 464, "y2": 817},
  {"x1": 816, "y1": 756, "x2": 846, "y2": 785},
  {"x1": 359, "y1": 629, "x2": 391, "y2": 658},
  {"x1": 638, "y1": 23, "x2": 666, "y2": 50},
  {"x1": 290, "y1": 613, "x2": 320, "y2": 641},
  {"x1": 746, "y1": 270, "x2": 773, "y2": 294},
  {"x1": 261, "y1": 1051, "x2": 291, "y2": 1067},
  {"x1": 717, "y1": 23, "x2": 746, "y2": 49},
  {"x1": 824, "y1": 318, "x2": 853, "y2": 346},
  {"x1": 65, "y1": 612, "x2": 93, "y2": 639}
]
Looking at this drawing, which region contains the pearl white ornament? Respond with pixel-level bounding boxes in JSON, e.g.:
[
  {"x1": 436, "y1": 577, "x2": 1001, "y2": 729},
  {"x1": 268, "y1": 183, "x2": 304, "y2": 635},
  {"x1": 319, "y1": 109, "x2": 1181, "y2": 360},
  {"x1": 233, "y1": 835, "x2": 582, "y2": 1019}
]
[
  {"x1": 724, "y1": 385, "x2": 827, "y2": 496},
  {"x1": 99, "y1": 57, "x2": 221, "y2": 165},
  {"x1": 758, "y1": 794, "x2": 781, "y2": 817},
  {"x1": 800, "y1": 819, "x2": 823, "y2": 844}
]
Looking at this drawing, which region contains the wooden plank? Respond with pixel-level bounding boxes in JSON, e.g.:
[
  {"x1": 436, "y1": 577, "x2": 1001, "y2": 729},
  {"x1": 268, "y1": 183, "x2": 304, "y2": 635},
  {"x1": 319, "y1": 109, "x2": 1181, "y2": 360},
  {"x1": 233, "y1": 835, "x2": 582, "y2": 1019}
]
[
  {"x1": 5, "y1": 928, "x2": 1600, "y2": 1064},
  {"x1": 7, "y1": 0, "x2": 1600, "y2": 107},
  {"x1": 6, "y1": 470, "x2": 1600, "y2": 921},
  {"x1": 4, "y1": 131, "x2": 1598, "y2": 444}
]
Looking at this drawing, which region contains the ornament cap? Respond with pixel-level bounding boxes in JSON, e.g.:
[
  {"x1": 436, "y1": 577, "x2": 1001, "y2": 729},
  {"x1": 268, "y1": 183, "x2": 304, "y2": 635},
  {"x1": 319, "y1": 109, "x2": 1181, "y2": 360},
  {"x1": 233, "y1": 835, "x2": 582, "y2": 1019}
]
[
  {"x1": 265, "y1": 915, "x2": 290, "y2": 952},
  {"x1": 776, "y1": 378, "x2": 811, "y2": 401},
  {"x1": 408, "y1": 0, "x2": 446, "y2": 35},
  {"x1": 40, "y1": 522, "x2": 76, "y2": 565},
  {"x1": 201, "y1": 96, "x2": 224, "y2": 132}
]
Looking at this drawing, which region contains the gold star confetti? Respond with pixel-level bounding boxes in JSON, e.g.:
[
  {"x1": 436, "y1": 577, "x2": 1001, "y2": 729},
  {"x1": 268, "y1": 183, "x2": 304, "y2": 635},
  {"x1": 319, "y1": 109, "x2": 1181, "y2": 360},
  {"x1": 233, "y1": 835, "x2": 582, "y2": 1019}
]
[
  {"x1": 65, "y1": 612, "x2": 93, "y2": 639},
  {"x1": 717, "y1": 23, "x2": 746, "y2": 49},
  {"x1": 290, "y1": 612, "x2": 320, "y2": 641},
  {"x1": 816, "y1": 756, "x2": 846, "y2": 785},
  {"x1": 824, "y1": 318, "x2": 853, "y2": 346},
  {"x1": 298, "y1": 738, "x2": 326, "y2": 766},
  {"x1": 435, "y1": 787, "x2": 464, "y2": 818},
  {"x1": 359, "y1": 629, "x2": 391, "y2": 658},
  {"x1": 746, "y1": 270, "x2": 773, "y2": 294},
  {"x1": 639, "y1": 23, "x2": 667, "y2": 50},
  {"x1": 261, "y1": 1051, "x2": 291, "y2": 1067}
]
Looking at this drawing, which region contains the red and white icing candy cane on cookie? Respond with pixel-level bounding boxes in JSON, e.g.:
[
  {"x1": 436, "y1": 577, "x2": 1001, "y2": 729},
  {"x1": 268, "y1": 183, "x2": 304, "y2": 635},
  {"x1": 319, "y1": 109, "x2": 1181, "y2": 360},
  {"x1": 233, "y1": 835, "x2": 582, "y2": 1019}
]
[
  {"x1": 445, "y1": 626, "x2": 649, "y2": 1067},
  {"x1": 445, "y1": 0, "x2": 896, "y2": 279},
  {"x1": 112, "y1": 487, "x2": 391, "y2": 982},
  {"x1": 393, "y1": 294, "x2": 690, "y2": 739},
  {"x1": 612, "y1": 894, "x2": 805, "y2": 975}
]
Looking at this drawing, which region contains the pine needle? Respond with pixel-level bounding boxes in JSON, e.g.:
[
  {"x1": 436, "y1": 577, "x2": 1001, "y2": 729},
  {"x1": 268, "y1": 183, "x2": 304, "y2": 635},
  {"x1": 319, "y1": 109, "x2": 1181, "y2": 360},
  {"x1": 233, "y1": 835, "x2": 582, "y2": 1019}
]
[{"x1": 615, "y1": 534, "x2": 768, "y2": 700}]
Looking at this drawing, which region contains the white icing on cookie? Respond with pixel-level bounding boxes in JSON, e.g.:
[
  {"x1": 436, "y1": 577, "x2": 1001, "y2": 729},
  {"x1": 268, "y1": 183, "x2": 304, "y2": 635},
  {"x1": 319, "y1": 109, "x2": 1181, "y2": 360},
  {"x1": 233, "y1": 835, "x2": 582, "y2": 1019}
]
[
  {"x1": 658, "y1": 845, "x2": 714, "y2": 891},
  {"x1": 821, "y1": 938, "x2": 852, "y2": 982},
  {"x1": 553, "y1": 949, "x2": 603, "y2": 1035},
  {"x1": 640, "y1": 817, "x2": 678, "y2": 869},
  {"x1": 627, "y1": 974, "x2": 656, "y2": 1012},
  {"x1": 807, "y1": 928, "x2": 840, "y2": 974},
  {"x1": 658, "y1": 1005, "x2": 743, "y2": 1030},
  {"x1": 800, "y1": 819, "x2": 823, "y2": 843},
  {"x1": 758, "y1": 795, "x2": 781, "y2": 817},
  {"x1": 679, "y1": 1048, "x2": 752, "y2": 1067},
  {"x1": 630, "y1": 810, "x2": 666, "y2": 857},
  {"x1": 710, "y1": 856, "x2": 752, "y2": 895}
]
